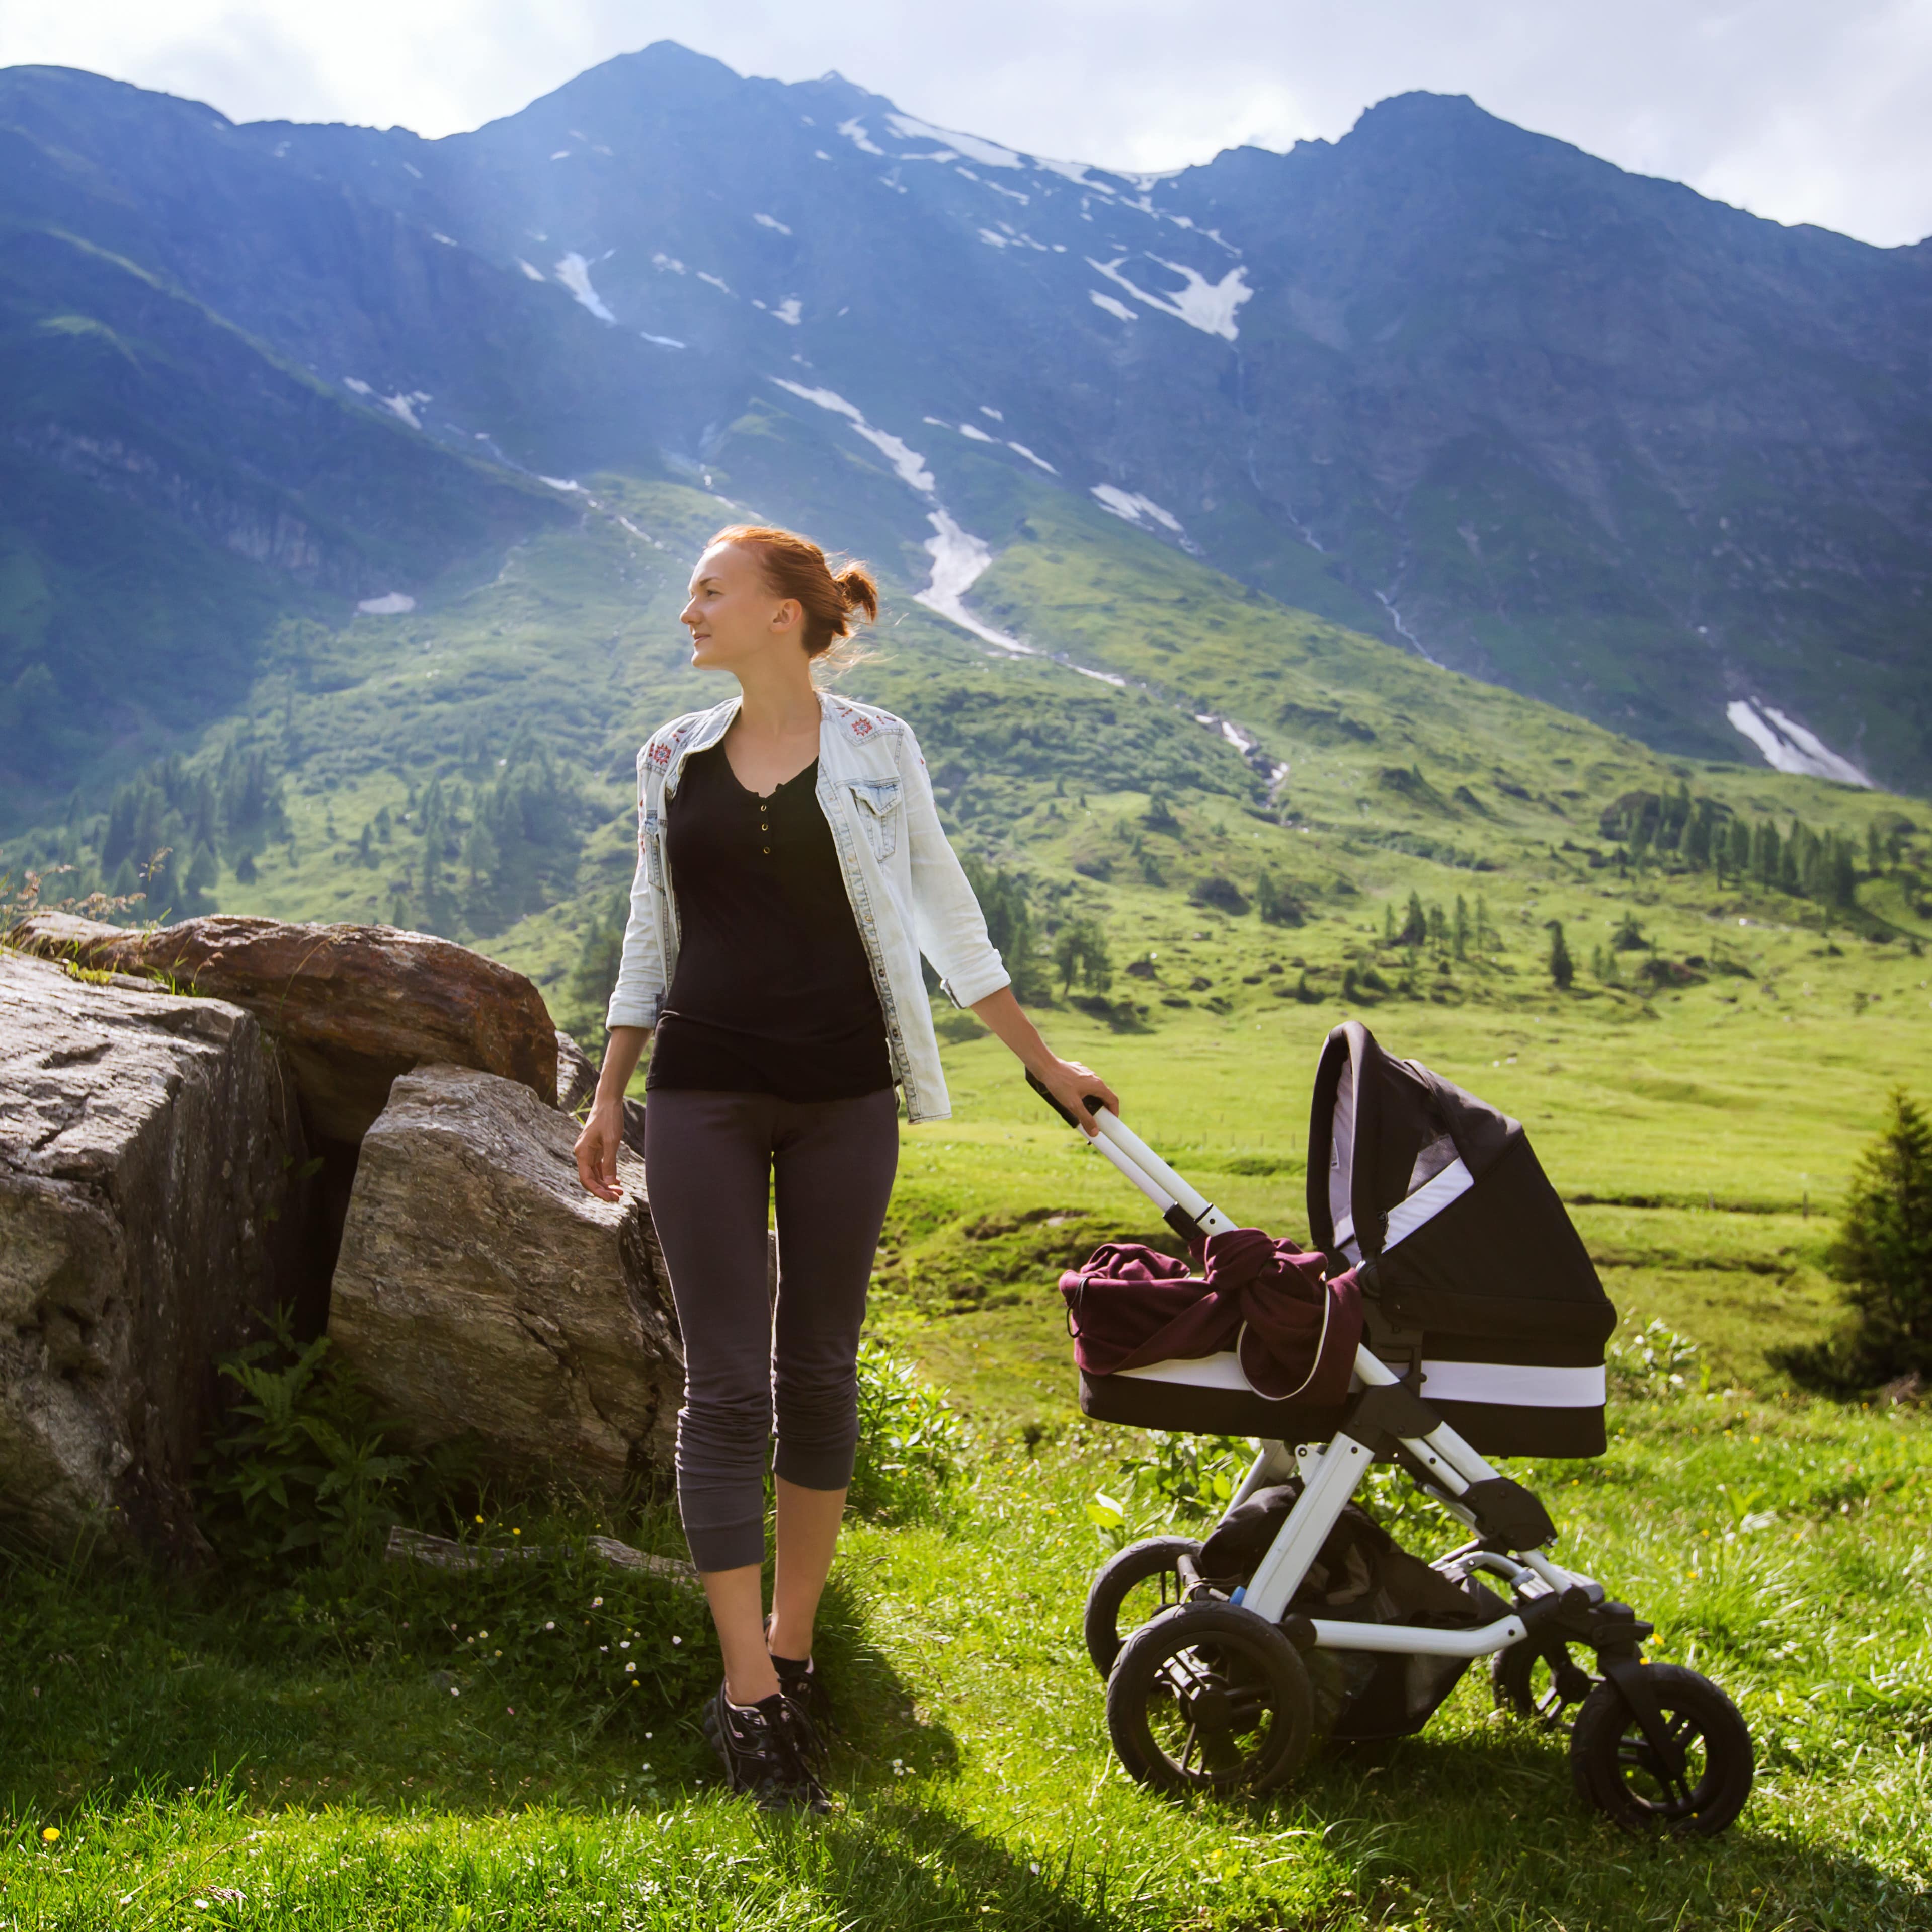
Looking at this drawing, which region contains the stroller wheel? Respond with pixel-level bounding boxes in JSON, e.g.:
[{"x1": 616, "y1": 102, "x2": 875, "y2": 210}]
[
  {"x1": 1492, "y1": 1638, "x2": 1599, "y2": 1728},
  {"x1": 1106, "y1": 1601, "x2": 1314, "y2": 1798},
  {"x1": 1084, "y1": 1536, "x2": 1204, "y2": 1679},
  {"x1": 1569, "y1": 1664, "x2": 1754, "y2": 1836}
]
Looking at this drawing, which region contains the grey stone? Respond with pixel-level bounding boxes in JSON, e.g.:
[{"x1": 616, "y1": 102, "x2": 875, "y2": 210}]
[
  {"x1": 328, "y1": 1064, "x2": 682, "y2": 1493},
  {"x1": 555, "y1": 1029, "x2": 598, "y2": 1114},
  {"x1": 0, "y1": 948, "x2": 310, "y2": 1558}
]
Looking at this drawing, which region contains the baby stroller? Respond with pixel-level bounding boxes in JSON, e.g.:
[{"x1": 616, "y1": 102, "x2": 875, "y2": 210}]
[{"x1": 1035, "y1": 1021, "x2": 1753, "y2": 1834}]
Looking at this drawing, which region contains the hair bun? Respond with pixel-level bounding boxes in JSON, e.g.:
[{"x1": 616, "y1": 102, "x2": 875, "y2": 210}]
[{"x1": 834, "y1": 562, "x2": 880, "y2": 624}]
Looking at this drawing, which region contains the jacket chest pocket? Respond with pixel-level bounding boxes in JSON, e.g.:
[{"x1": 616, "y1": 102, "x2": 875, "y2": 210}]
[{"x1": 844, "y1": 778, "x2": 902, "y2": 862}]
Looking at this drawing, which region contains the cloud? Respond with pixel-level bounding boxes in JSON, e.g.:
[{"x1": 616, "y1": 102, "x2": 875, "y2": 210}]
[{"x1": 3, "y1": 0, "x2": 1927, "y2": 245}]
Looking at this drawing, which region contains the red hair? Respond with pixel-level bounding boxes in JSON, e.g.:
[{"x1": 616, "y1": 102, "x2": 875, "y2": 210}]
[{"x1": 711, "y1": 524, "x2": 879, "y2": 660}]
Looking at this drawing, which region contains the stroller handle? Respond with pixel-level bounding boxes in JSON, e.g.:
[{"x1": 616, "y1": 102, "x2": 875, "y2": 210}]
[{"x1": 1026, "y1": 1072, "x2": 1239, "y2": 1242}]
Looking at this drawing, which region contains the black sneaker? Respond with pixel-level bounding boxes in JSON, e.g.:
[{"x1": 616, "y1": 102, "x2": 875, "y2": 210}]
[
  {"x1": 765, "y1": 1615, "x2": 829, "y2": 1737},
  {"x1": 701, "y1": 1681, "x2": 832, "y2": 1815}
]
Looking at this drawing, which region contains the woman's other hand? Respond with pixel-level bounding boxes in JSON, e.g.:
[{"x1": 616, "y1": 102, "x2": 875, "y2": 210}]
[{"x1": 573, "y1": 1103, "x2": 626, "y2": 1201}]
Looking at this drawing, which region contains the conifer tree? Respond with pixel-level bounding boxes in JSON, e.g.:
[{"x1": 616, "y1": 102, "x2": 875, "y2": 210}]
[
  {"x1": 1775, "y1": 1090, "x2": 1932, "y2": 1389},
  {"x1": 1453, "y1": 893, "x2": 1469, "y2": 960},
  {"x1": 1547, "y1": 920, "x2": 1574, "y2": 990},
  {"x1": 1401, "y1": 890, "x2": 1427, "y2": 948}
]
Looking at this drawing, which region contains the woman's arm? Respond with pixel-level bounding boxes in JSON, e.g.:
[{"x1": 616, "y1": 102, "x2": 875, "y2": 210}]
[
  {"x1": 574, "y1": 1024, "x2": 649, "y2": 1201},
  {"x1": 969, "y1": 985, "x2": 1121, "y2": 1137},
  {"x1": 892, "y1": 717, "x2": 1120, "y2": 1133}
]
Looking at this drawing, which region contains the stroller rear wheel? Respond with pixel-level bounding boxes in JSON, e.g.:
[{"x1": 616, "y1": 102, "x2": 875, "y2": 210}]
[
  {"x1": 1084, "y1": 1536, "x2": 1203, "y2": 1678},
  {"x1": 1569, "y1": 1664, "x2": 1753, "y2": 1835},
  {"x1": 1106, "y1": 1601, "x2": 1314, "y2": 1797},
  {"x1": 1492, "y1": 1637, "x2": 1599, "y2": 1728}
]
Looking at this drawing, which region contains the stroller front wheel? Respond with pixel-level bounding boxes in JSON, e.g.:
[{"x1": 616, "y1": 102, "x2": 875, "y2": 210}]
[
  {"x1": 1084, "y1": 1536, "x2": 1203, "y2": 1678},
  {"x1": 1106, "y1": 1601, "x2": 1314, "y2": 1798},
  {"x1": 1569, "y1": 1664, "x2": 1754, "y2": 1835}
]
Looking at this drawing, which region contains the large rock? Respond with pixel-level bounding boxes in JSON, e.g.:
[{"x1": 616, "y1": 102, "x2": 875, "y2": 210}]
[
  {"x1": 6, "y1": 914, "x2": 556, "y2": 1142},
  {"x1": 327, "y1": 1064, "x2": 682, "y2": 1492},
  {"x1": 0, "y1": 949, "x2": 311, "y2": 1558}
]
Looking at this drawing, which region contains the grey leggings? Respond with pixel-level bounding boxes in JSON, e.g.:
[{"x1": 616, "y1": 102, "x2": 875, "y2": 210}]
[{"x1": 641, "y1": 1087, "x2": 900, "y2": 1572}]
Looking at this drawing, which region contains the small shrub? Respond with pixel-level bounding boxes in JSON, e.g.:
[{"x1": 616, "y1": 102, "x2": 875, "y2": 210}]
[
  {"x1": 1088, "y1": 1432, "x2": 1248, "y2": 1545},
  {"x1": 1774, "y1": 1089, "x2": 1932, "y2": 1392},
  {"x1": 849, "y1": 1341, "x2": 971, "y2": 1521},
  {"x1": 197, "y1": 1307, "x2": 461, "y2": 1567},
  {"x1": 1607, "y1": 1316, "x2": 1702, "y2": 1398}
]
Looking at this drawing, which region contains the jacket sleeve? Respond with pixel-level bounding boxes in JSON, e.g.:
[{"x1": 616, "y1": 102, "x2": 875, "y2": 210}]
[
  {"x1": 604, "y1": 747, "x2": 667, "y2": 1032},
  {"x1": 896, "y1": 719, "x2": 1011, "y2": 1008}
]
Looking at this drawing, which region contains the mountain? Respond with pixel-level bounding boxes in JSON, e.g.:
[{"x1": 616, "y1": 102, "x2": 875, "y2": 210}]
[{"x1": 2, "y1": 44, "x2": 1928, "y2": 823}]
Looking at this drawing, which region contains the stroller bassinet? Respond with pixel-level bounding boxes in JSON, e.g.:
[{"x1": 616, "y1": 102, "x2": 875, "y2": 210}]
[{"x1": 1076, "y1": 1021, "x2": 1615, "y2": 1458}]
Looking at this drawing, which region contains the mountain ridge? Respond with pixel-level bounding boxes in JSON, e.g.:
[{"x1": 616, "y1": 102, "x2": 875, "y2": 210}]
[{"x1": 1, "y1": 42, "x2": 1927, "y2": 826}]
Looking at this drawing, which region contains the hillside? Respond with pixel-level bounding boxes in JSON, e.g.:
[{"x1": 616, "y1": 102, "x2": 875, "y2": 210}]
[{"x1": 2, "y1": 45, "x2": 1929, "y2": 824}]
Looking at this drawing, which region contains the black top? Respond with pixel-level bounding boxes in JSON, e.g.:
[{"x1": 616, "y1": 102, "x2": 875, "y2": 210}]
[{"x1": 646, "y1": 740, "x2": 893, "y2": 1101}]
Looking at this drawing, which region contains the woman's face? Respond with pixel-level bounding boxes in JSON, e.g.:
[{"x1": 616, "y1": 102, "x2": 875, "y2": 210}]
[{"x1": 680, "y1": 542, "x2": 803, "y2": 673}]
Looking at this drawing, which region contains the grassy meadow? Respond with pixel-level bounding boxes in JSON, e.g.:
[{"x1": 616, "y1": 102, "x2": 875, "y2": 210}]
[
  {"x1": 4, "y1": 471, "x2": 1930, "y2": 1927},
  {"x1": 4, "y1": 976, "x2": 1929, "y2": 1930}
]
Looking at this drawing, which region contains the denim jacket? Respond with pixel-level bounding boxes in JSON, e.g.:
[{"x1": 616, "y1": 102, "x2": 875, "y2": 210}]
[{"x1": 604, "y1": 690, "x2": 1010, "y2": 1123}]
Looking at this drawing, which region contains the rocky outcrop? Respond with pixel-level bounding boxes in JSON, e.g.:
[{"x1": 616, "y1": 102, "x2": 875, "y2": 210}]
[
  {"x1": 0, "y1": 950, "x2": 310, "y2": 1558},
  {"x1": 7, "y1": 913, "x2": 556, "y2": 1141},
  {"x1": 327, "y1": 1064, "x2": 681, "y2": 1493}
]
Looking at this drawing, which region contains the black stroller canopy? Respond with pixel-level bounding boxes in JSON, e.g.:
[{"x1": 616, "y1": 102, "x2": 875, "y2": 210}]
[{"x1": 1306, "y1": 1020, "x2": 1612, "y2": 1350}]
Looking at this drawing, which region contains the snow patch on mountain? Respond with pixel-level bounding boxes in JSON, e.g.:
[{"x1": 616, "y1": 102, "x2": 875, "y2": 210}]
[
  {"x1": 771, "y1": 297, "x2": 802, "y2": 325},
  {"x1": 554, "y1": 253, "x2": 615, "y2": 322},
  {"x1": 837, "y1": 118, "x2": 884, "y2": 156},
  {"x1": 1089, "y1": 291, "x2": 1137, "y2": 323},
  {"x1": 851, "y1": 425, "x2": 934, "y2": 492},
  {"x1": 959, "y1": 423, "x2": 996, "y2": 443},
  {"x1": 884, "y1": 112, "x2": 1021, "y2": 169},
  {"x1": 1092, "y1": 485, "x2": 1181, "y2": 532},
  {"x1": 343, "y1": 376, "x2": 373, "y2": 395},
  {"x1": 515, "y1": 258, "x2": 546, "y2": 281},
  {"x1": 357, "y1": 592, "x2": 415, "y2": 615},
  {"x1": 381, "y1": 393, "x2": 422, "y2": 428},
  {"x1": 1007, "y1": 441, "x2": 1057, "y2": 473},
  {"x1": 698, "y1": 271, "x2": 733, "y2": 294},
  {"x1": 1036, "y1": 156, "x2": 1107, "y2": 189},
  {"x1": 652, "y1": 252, "x2": 687, "y2": 274},
  {"x1": 768, "y1": 378, "x2": 934, "y2": 493},
  {"x1": 1726, "y1": 700, "x2": 1871, "y2": 787},
  {"x1": 640, "y1": 332, "x2": 686, "y2": 349},
  {"x1": 753, "y1": 212, "x2": 792, "y2": 235},
  {"x1": 914, "y1": 511, "x2": 1031, "y2": 652},
  {"x1": 1088, "y1": 257, "x2": 1253, "y2": 340}
]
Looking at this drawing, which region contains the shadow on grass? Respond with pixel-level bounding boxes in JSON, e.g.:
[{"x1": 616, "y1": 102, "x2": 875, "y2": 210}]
[{"x1": 0, "y1": 1538, "x2": 958, "y2": 1823}]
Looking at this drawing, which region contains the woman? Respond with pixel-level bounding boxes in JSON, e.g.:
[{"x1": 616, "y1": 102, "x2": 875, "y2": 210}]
[{"x1": 573, "y1": 525, "x2": 1117, "y2": 1812}]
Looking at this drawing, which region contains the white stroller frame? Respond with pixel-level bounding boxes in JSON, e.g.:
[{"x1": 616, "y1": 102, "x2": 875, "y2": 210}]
[{"x1": 1075, "y1": 1102, "x2": 1601, "y2": 1655}]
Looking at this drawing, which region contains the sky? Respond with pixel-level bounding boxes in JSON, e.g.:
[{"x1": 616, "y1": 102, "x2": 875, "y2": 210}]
[{"x1": 4, "y1": 1, "x2": 1928, "y2": 248}]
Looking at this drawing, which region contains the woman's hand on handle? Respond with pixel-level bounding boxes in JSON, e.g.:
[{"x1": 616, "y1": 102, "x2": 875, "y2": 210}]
[
  {"x1": 967, "y1": 984, "x2": 1120, "y2": 1137},
  {"x1": 1033, "y1": 1056, "x2": 1121, "y2": 1136}
]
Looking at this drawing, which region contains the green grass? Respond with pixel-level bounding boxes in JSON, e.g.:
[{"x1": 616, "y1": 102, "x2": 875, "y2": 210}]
[
  {"x1": 6, "y1": 459, "x2": 1931, "y2": 1926},
  {"x1": 5, "y1": 988, "x2": 1931, "y2": 1928}
]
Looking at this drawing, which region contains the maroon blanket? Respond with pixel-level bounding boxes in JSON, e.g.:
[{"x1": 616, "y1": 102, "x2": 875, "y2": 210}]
[{"x1": 1059, "y1": 1227, "x2": 1362, "y2": 1406}]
